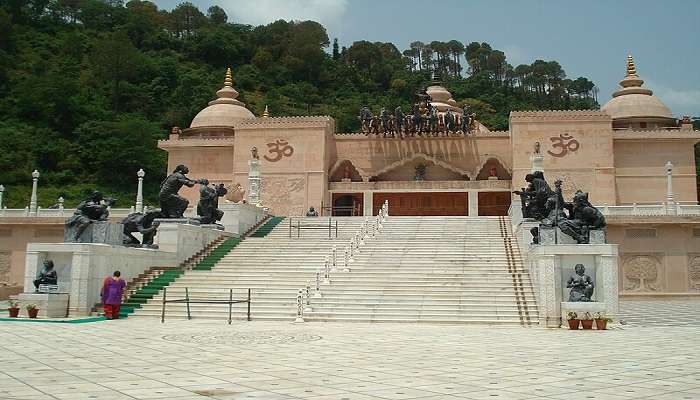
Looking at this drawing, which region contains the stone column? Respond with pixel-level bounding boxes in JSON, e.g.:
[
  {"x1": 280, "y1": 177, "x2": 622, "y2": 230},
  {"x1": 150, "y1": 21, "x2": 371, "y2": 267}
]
[
  {"x1": 363, "y1": 191, "x2": 373, "y2": 216},
  {"x1": 136, "y1": 168, "x2": 145, "y2": 213},
  {"x1": 665, "y1": 161, "x2": 676, "y2": 215},
  {"x1": 29, "y1": 170, "x2": 40, "y2": 217},
  {"x1": 468, "y1": 191, "x2": 479, "y2": 216},
  {"x1": 248, "y1": 158, "x2": 261, "y2": 206},
  {"x1": 530, "y1": 152, "x2": 544, "y2": 173},
  {"x1": 0, "y1": 184, "x2": 4, "y2": 210}
]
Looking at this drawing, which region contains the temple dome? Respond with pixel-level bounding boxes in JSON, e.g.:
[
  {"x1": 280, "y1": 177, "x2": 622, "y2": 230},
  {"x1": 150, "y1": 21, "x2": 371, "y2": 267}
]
[
  {"x1": 601, "y1": 55, "x2": 673, "y2": 122},
  {"x1": 190, "y1": 68, "x2": 255, "y2": 128},
  {"x1": 426, "y1": 83, "x2": 461, "y2": 113}
]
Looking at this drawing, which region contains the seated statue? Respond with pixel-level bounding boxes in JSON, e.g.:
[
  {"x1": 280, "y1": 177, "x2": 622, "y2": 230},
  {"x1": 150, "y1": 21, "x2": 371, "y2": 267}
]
[
  {"x1": 567, "y1": 263, "x2": 595, "y2": 301},
  {"x1": 33, "y1": 260, "x2": 58, "y2": 291},
  {"x1": 513, "y1": 171, "x2": 555, "y2": 220},
  {"x1": 159, "y1": 165, "x2": 203, "y2": 218},
  {"x1": 558, "y1": 190, "x2": 606, "y2": 244},
  {"x1": 121, "y1": 210, "x2": 163, "y2": 247},
  {"x1": 196, "y1": 180, "x2": 227, "y2": 225},
  {"x1": 306, "y1": 207, "x2": 319, "y2": 217},
  {"x1": 64, "y1": 191, "x2": 115, "y2": 242}
]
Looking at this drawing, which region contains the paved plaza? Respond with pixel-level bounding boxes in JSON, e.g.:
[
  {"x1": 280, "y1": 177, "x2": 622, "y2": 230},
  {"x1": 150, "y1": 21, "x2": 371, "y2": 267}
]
[{"x1": 1, "y1": 300, "x2": 699, "y2": 400}]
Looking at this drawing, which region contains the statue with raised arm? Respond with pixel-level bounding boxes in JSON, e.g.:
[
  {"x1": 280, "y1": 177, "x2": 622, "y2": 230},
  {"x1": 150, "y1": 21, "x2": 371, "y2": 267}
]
[
  {"x1": 159, "y1": 165, "x2": 202, "y2": 219},
  {"x1": 460, "y1": 104, "x2": 471, "y2": 134},
  {"x1": 33, "y1": 260, "x2": 57, "y2": 291},
  {"x1": 121, "y1": 210, "x2": 162, "y2": 247},
  {"x1": 567, "y1": 263, "x2": 595, "y2": 301},
  {"x1": 558, "y1": 190, "x2": 607, "y2": 244},
  {"x1": 394, "y1": 106, "x2": 405, "y2": 137},
  {"x1": 64, "y1": 191, "x2": 115, "y2": 242},
  {"x1": 196, "y1": 180, "x2": 227, "y2": 225}
]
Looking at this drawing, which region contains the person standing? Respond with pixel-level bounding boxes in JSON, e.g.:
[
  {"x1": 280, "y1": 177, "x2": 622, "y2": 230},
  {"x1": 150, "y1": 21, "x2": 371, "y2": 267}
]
[{"x1": 101, "y1": 271, "x2": 126, "y2": 320}]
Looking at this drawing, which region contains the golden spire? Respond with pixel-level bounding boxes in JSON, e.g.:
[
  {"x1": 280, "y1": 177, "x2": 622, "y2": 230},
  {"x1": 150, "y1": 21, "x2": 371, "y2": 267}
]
[
  {"x1": 224, "y1": 67, "x2": 233, "y2": 87},
  {"x1": 626, "y1": 54, "x2": 637, "y2": 77},
  {"x1": 261, "y1": 105, "x2": 269, "y2": 118}
]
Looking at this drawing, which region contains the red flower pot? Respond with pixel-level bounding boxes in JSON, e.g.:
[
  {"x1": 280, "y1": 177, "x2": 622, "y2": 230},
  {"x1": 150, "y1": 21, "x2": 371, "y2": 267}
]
[
  {"x1": 567, "y1": 319, "x2": 580, "y2": 330},
  {"x1": 27, "y1": 309, "x2": 39, "y2": 319},
  {"x1": 8, "y1": 308, "x2": 20, "y2": 318},
  {"x1": 581, "y1": 319, "x2": 594, "y2": 330},
  {"x1": 595, "y1": 319, "x2": 608, "y2": 330}
]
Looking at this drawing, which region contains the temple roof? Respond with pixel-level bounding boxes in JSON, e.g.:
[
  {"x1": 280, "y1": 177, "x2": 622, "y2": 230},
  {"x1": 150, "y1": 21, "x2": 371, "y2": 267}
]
[{"x1": 190, "y1": 68, "x2": 255, "y2": 128}]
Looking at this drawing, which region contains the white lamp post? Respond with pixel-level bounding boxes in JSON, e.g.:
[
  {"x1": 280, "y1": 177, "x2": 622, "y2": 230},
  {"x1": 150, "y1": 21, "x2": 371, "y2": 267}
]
[
  {"x1": 136, "y1": 168, "x2": 145, "y2": 213},
  {"x1": 0, "y1": 184, "x2": 4, "y2": 210},
  {"x1": 29, "y1": 170, "x2": 40, "y2": 216}
]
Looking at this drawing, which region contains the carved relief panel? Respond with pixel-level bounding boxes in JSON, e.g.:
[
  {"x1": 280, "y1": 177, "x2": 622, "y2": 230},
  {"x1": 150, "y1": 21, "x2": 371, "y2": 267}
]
[
  {"x1": 260, "y1": 176, "x2": 306, "y2": 216},
  {"x1": 0, "y1": 251, "x2": 10, "y2": 284},
  {"x1": 622, "y1": 254, "x2": 664, "y2": 292},
  {"x1": 689, "y1": 255, "x2": 700, "y2": 291}
]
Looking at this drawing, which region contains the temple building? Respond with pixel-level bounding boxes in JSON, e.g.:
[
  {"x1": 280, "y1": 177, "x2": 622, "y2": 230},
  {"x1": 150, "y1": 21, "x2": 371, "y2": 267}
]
[{"x1": 158, "y1": 55, "x2": 700, "y2": 295}]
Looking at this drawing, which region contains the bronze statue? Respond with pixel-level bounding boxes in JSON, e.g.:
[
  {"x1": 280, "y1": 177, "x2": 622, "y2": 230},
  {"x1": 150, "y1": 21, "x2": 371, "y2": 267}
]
[
  {"x1": 159, "y1": 165, "x2": 202, "y2": 219},
  {"x1": 558, "y1": 190, "x2": 607, "y2": 244},
  {"x1": 394, "y1": 106, "x2": 405, "y2": 138},
  {"x1": 460, "y1": 104, "x2": 471, "y2": 134},
  {"x1": 251, "y1": 146, "x2": 259, "y2": 160},
  {"x1": 121, "y1": 210, "x2": 162, "y2": 247},
  {"x1": 64, "y1": 191, "x2": 115, "y2": 242},
  {"x1": 359, "y1": 106, "x2": 373, "y2": 134},
  {"x1": 196, "y1": 180, "x2": 227, "y2": 225},
  {"x1": 444, "y1": 109, "x2": 456, "y2": 134},
  {"x1": 33, "y1": 260, "x2": 57, "y2": 291},
  {"x1": 567, "y1": 264, "x2": 594, "y2": 301},
  {"x1": 513, "y1": 171, "x2": 555, "y2": 220}
]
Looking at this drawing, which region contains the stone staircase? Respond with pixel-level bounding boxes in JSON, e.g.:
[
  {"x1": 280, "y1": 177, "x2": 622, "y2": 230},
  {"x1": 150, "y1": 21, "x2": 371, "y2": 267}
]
[{"x1": 132, "y1": 216, "x2": 538, "y2": 325}]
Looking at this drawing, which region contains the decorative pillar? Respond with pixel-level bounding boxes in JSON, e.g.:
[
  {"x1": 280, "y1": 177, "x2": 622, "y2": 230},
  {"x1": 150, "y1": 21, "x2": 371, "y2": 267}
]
[
  {"x1": 468, "y1": 191, "x2": 479, "y2": 216},
  {"x1": 363, "y1": 191, "x2": 373, "y2": 216},
  {"x1": 530, "y1": 142, "x2": 544, "y2": 173},
  {"x1": 136, "y1": 168, "x2": 145, "y2": 213},
  {"x1": 665, "y1": 161, "x2": 676, "y2": 215},
  {"x1": 58, "y1": 196, "x2": 64, "y2": 215},
  {"x1": 248, "y1": 148, "x2": 262, "y2": 206},
  {"x1": 0, "y1": 184, "x2": 4, "y2": 210},
  {"x1": 29, "y1": 170, "x2": 40, "y2": 217}
]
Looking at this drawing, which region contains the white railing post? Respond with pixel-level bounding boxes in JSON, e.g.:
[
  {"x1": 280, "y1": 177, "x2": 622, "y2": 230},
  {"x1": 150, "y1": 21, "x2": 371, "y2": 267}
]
[
  {"x1": 323, "y1": 256, "x2": 330, "y2": 284},
  {"x1": 304, "y1": 282, "x2": 312, "y2": 312},
  {"x1": 58, "y1": 196, "x2": 64, "y2": 216},
  {"x1": 294, "y1": 289, "x2": 305, "y2": 323},
  {"x1": 344, "y1": 246, "x2": 350, "y2": 272},
  {"x1": 332, "y1": 245, "x2": 337, "y2": 271},
  {"x1": 314, "y1": 269, "x2": 322, "y2": 297},
  {"x1": 136, "y1": 168, "x2": 145, "y2": 213}
]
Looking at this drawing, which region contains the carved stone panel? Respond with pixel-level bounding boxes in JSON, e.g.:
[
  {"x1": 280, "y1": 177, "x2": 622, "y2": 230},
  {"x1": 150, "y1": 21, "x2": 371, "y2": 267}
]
[
  {"x1": 622, "y1": 254, "x2": 663, "y2": 292},
  {"x1": 0, "y1": 251, "x2": 10, "y2": 284},
  {"x1": 689, "y1": 255, "x2": 700, "y2": 291},
  {"x1": 260, "y1": 176, "x2": 306, "y2": 216}
]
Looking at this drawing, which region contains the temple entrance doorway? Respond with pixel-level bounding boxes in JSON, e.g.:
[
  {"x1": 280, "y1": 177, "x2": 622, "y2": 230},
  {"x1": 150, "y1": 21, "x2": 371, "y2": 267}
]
[
  {"x1": 372, "y1": 192, "x2": 468, "y2": 216},
  {"x1": 331, "y1": 193, "x2": 363, "y2": 216},
  {"x1": 478, "y1": 192, "x2": 511, "y2": 216}
]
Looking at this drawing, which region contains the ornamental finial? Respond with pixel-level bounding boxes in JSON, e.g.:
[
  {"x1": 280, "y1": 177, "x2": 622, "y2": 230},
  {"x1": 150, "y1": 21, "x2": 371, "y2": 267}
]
[
  {"x1": 224, "y1": 67, "x2": 233, "y2": 87},
  {"x1": 626, "y1": 54, "x2": 637, "y2": 77}
]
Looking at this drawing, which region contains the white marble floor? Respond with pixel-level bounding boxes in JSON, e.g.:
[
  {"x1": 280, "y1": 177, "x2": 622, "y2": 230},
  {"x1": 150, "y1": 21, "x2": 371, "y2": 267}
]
[{"x1": 1, "y1": 304, "x2": 700, "y2": 400}]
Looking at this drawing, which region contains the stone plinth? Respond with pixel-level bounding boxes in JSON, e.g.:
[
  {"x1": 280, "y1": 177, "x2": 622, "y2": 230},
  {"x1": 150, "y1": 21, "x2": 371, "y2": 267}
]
[
  {"x1": 539, "y1": 227, "x2": 606, "y2": 245},
  {"x1": 527, "y1": 244, "x2": 619, "y2": 328},
  {"x1": 64, "y1": 221, "x2": 123, "y2": 245},
  {"x1": 154, "y1": 222, "x2": 232, "y2": 260},
  {"x1": 514, "y1": 220, "x2": 538, "y2": 255},
  {"x1": 218, "y1": 203, "x2": 267, "y2": 234},
  {"x1": 17, "y1": 293, "x2": 69, "y2": 318}
]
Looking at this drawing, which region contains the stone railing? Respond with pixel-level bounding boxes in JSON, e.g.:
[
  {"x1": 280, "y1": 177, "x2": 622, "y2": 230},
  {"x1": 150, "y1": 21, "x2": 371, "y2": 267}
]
[{"x1": 600, "y1": 203, "x2": 700, "y2": 216}]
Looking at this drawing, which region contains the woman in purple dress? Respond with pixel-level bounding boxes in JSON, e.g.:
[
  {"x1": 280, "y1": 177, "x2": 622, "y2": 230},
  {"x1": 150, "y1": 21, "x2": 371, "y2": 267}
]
[{"x1": 101, "y1": 271, "x2": 126, "y2": 319}]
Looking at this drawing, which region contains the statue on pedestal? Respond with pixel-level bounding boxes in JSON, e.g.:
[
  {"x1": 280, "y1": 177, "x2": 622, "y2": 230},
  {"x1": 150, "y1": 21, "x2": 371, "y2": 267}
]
[
  {"x1": 460, "y1": 104, "x2": 471, "y2": 134},
  {"x1": 159, "y1": 165, "x2": 203, "y2": 218},
  {"x1": 513, "y1": 171, "x2": 555, "y2": 220},
  {"x1": 567, "y1": 264, "x2": 595, "y2": 301},
  {"x1": 394, "y1": 106, "x2": 405, "y2": 137},
  {"x1": 559, "y1": 190, "x2": 607, "y2": 244},
  {"x1": 33, "y1": 260, "x2": 57, "y2": 291},
  {"x1": 64, "y1": 191, "x2": 115, "y2": 242},
  {"x1": 121, "y1": 210, "x2": 162, "y2": 247},
  {"x1": 359, "y1": 106, "x2": 373, "y2": 135},
  {"x1": 444, "y1": 109, "x2": 456, "y2": 134},
  {"x1": 196, "y1": 180, "x2": 227, "y2": 225}
]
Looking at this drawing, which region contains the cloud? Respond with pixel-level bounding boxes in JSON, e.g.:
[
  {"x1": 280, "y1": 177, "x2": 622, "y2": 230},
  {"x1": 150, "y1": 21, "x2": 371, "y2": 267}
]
[
  {"x1": 646, "y1": 80, "x2": 700, "y2": 116},
  {"x1": 219, "y1": 0, "x2": 348, "y2": 31}
]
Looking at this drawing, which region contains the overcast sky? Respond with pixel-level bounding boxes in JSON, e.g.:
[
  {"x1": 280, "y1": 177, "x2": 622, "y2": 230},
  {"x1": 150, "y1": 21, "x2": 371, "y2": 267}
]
[{"x1": 153, "y1": 0, "x2": 700, "y2": 116}]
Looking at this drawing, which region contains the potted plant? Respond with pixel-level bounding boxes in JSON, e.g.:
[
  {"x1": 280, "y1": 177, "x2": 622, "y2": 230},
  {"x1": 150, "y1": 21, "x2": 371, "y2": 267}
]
[
  {"x1": 566, "y1": 311, "x2": 579, "y2": 330},
  {"x1": 7, "y1": 300, "x2": 20, "y2": 318},
  {"x1": 580, "y1": 312, "x2": 594, "y2": 330},
  {"x1": 594, "y1": 312, "x2": 612, "y2": 330},
  {"x1": 25, "y1": 304, "x2": 39, "y2": 319}
]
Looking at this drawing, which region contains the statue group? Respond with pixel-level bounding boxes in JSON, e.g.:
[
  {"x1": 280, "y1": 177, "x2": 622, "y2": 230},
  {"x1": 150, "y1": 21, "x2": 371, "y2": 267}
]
[
  {"x1": 359, "y1": 97, "x2": 476, "y2": 138},
  {"x1": 63, "y1": 164, "x2": 228, "y2": 247},
  {"x1": 514, "y1": 171, "x2": 606, "y2": 244}
]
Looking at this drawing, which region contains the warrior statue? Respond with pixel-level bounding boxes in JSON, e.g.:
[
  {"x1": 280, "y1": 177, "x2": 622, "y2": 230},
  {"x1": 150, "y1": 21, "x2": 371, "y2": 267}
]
[
  {"x1": 558, "y1": 190, "x2": 607, "y2": 244},
  {"x1": 444, "y1": 109, "x2": 456, "y2": 134},
  {"x1": 121, "y1": 210, "x2": 162, "y2": 247},
  {"x1": 197, "y1": 180, "x2": 228, "y2": 225},
  {"x1": 513, "y1": 171, "x2": 555, "y2": 221},
  {"x1": 394, "y1": 106, "x2": 405, "y2": 138},
  {"x1": 566, "y1": 264, "x2": 595, "y2": 301},
  {"x1": 411, "y1": 104, "x2": 422, "y2": 136},
  {"x1": 460, "y1": 104, "x2": 471, "y2": 134},
  {"x1": 159, "y1": 165, "x2": 203, "y2": 219},
  {"x1": 379, "y1": 107, "x2": 391, "y2": 137},
  {"x1": 359, "y1": 106, "x2": 373, "y2": 134},
  {"x1": 427, "y1": 104, "x2": 439, "y2": 135},
  {"x1": 64, "y1": 191, "x2": 115, "y2": 242},
  {"x1": 33, "y1": 260, "x2": 58, "y2": 291}
]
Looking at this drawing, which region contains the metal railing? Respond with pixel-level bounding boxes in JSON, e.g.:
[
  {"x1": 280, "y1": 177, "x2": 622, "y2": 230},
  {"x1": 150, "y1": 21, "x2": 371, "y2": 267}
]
[
  {"x1": 320, "y1": 205, "x2": 359, "y2": 216},
  {"x1": 160, "y1": 287, "x2": 251, "y2": 324},
  {"x1": 288, "y1": 216, "x2": 339, "y2": 238}
]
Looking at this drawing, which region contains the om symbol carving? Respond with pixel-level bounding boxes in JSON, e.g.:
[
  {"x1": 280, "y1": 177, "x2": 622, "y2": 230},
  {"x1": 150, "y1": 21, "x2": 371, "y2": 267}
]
[
  {"x1": 263, "y1": 139, "x2": 294, "y2": 162},
  {"x1": 547, "y1": 133, "x2": 580, "y2": 158}
]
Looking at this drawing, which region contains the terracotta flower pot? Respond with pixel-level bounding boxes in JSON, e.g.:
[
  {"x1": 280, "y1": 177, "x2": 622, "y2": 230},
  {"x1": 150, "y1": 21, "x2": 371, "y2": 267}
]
[
  {"x1": 567, "y1": 319, "x2": 580, "y2": 330},
  {"x1": 580, "y1": 319, "x2": 594, "y2": 330},
  {"x1": 27, "y1": 309, "x2": 39, "y2": 319},
  {"x1": 595, "y1": 319, "x2": 608, "y2": 330},
  {"x1": 8, "y1": 308, "x2": 20, "y2": 318}
]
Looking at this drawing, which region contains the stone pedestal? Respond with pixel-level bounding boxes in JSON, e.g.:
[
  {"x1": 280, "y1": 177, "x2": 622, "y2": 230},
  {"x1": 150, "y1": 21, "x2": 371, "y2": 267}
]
[
  {"x1": 527, "y1": 244, "x2": 619, "y2": 328},
  {"x1": 218, "y1": 203, "x2": 268, "y2": 234},
  {"x1": 539, "y1": 227, "x2": 606, "y2": 245},
  {"x1": 17, "y1": 293, "x2": 69, "y2": 318},
  {"x1": 64, "y1": 221, "x2": 123, "y2": 245},
  {"x1": 248, "y1": 159, "x2": 261, "y2": 206}
]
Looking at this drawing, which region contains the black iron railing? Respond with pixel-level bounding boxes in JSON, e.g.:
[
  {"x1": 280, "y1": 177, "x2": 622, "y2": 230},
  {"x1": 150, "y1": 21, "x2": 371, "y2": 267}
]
[{"x1": 160, "y1": 287, "x2": 251, "y2": 324}]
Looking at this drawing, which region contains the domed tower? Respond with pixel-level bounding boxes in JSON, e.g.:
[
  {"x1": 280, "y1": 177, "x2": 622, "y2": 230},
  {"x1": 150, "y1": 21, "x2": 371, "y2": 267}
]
[{"x1": 602, "y1": 55, "x2": 676, "y2": 130}]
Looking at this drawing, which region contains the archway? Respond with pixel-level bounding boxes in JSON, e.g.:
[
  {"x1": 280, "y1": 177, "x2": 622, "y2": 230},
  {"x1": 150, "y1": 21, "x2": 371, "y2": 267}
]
[{"x1": 332, "y1": 193, "x2": 363, "y2": 216}]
